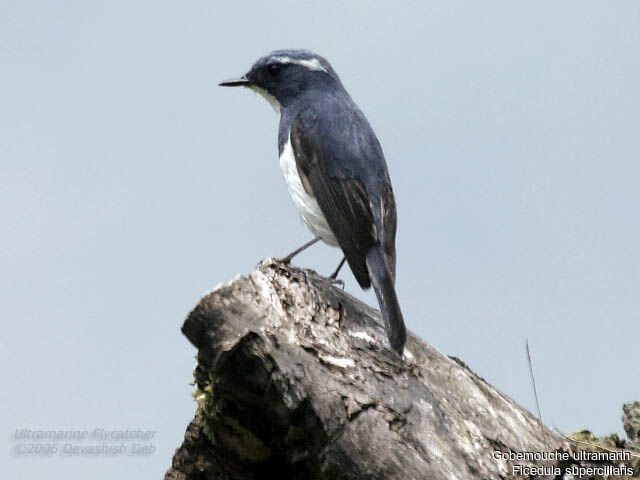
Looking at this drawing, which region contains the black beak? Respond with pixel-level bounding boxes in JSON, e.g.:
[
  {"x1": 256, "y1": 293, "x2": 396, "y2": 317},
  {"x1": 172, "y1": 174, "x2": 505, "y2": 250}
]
[{"x1": 219, "y1": 75, "x2": 250, "y2": 87}]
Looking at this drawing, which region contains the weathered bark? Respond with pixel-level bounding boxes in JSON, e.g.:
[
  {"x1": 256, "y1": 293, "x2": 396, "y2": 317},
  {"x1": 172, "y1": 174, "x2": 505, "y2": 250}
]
[
  {"x1": 624, "y1": 403, "x2": 640, "y2": 450},
  {"x1": 165, "y1": 260, "x2": 637, "y2": 479}
]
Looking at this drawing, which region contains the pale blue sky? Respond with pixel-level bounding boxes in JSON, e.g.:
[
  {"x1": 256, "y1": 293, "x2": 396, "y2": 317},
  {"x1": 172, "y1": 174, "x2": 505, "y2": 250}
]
[{"x1": 2, "y1": 1, "x2": 639, "y2": 478}]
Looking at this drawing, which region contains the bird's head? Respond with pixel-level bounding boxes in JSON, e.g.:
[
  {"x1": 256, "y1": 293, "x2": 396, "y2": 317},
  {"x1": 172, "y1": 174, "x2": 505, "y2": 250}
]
[{"x1": 219, "y1": 49, "x2": 341, "y2": 112}]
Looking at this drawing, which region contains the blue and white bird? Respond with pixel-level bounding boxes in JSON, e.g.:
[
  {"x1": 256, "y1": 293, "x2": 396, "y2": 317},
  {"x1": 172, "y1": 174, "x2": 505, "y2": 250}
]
[{"x1": 220, "y1": 49, "x2": 407, "y2": 355}]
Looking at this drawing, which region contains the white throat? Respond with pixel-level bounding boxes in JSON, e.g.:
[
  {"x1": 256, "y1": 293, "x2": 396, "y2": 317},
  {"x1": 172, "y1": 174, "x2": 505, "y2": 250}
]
[{"x1": 248, "y1": 85, "x2": 281, "y2": 114}]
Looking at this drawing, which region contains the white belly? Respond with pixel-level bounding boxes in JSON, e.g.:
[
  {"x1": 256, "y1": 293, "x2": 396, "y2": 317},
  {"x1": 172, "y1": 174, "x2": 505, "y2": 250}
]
[{"x1": 280, "y1": 135, "x2": 339, "y2": 246}]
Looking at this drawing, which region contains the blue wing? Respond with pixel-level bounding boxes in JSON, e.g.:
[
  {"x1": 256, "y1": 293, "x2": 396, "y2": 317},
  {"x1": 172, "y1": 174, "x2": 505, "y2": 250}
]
[{"x1": 289, "y1": 99, "x2": 397, "y2": 288}]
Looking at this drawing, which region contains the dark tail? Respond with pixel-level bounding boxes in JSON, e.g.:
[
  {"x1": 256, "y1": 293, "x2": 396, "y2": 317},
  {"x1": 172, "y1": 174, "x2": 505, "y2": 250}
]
[{"x1": 365, "y1": 243, "x2": 407, "y2": 355}]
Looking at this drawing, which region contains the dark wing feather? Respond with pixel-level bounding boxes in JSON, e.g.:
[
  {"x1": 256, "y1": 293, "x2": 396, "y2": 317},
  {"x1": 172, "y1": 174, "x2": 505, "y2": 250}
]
[
  {"x1": 290, "y1": 109, "x2": 377, "y2": 288},
  {"x1": 380, "y1": 182, "x2": 397, "y2": 282}
]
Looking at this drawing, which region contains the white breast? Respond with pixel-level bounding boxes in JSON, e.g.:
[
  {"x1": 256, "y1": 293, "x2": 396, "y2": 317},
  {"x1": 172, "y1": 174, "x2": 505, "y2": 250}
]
[{"x1": 280, "y1": 134, "x2": 339, "y2": 247}]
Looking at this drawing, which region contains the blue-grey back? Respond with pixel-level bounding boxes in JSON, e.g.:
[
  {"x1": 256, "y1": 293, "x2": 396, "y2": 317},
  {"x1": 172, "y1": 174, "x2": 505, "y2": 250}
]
[{"x1": 278, "y1": 89, "x2": 390, "y2": 190}]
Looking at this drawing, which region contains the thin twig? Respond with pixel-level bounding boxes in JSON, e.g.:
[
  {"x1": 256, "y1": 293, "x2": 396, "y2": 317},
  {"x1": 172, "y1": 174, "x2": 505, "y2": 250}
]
[{"x1": 526, "y1": 339, "x2": 547, "y2": 447}]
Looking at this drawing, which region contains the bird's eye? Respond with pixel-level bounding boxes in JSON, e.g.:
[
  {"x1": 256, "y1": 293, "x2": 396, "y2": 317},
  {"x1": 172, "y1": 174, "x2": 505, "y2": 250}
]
[{"x1": 267, "y1": 64, "x2": 282, "y2": 77}]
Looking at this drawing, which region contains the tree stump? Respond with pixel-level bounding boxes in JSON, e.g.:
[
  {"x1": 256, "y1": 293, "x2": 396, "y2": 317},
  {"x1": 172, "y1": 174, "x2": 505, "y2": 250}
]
[{"x1": 165, "y1": 260, "x2": 637, "y2": 479}]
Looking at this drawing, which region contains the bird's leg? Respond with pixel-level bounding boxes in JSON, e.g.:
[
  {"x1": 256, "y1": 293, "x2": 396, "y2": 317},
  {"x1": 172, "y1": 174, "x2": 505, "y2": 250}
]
[
  {"x1": 329, "y1": 257, "x2": 346, "y2": 279},
  {"x1": 328, "y1": 257, "x2": 346, "y2": 289},
  {"x1": 275, "y1": 237, "x2": 320, "y2": 264}
]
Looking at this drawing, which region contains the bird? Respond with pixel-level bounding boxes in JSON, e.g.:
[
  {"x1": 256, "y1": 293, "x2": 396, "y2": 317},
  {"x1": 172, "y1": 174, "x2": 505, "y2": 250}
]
[{"x1": 220, "y1": 49, "x2": 407, "y2": 355}]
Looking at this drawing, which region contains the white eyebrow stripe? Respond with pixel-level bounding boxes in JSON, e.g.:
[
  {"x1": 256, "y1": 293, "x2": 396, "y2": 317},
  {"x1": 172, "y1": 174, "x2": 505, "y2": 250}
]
[{"x1": 272, "y1": 56, "x2": 327, "y2": 72}]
